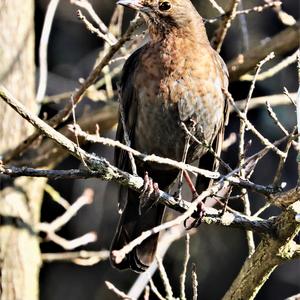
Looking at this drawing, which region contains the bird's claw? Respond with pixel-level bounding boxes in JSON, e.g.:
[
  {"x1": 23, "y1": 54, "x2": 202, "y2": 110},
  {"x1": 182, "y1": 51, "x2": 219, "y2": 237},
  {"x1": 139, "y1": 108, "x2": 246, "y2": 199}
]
[
  {"x1": 184, "y1": 201, "x2": 206, "y2": 230},
  {"x1": 139, "y1": 172, "x2": 160, "y2": 214}
]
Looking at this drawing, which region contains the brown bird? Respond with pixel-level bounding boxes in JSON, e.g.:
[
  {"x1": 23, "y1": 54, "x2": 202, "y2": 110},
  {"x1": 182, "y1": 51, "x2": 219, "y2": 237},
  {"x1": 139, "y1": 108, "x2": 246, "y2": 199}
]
[{"x1": 111, "y1": 0, "x2": 228, "y2": 272}]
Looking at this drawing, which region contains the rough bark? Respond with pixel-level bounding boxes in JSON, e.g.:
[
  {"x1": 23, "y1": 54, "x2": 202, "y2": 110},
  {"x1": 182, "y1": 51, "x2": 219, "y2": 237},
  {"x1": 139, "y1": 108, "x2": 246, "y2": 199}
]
[
  {"x1": 222, "y1": 201, "x2": 300, "y2": 300},
  {"x1": 0, "y1": 1, "x2": 44, "y2": 299}
]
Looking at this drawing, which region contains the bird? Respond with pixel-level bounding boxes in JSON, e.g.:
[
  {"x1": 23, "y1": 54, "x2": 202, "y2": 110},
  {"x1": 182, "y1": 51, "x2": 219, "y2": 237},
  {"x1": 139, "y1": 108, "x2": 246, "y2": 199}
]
[{"x1": 110, "y1": 0, "x2": 228, "y2": 272}]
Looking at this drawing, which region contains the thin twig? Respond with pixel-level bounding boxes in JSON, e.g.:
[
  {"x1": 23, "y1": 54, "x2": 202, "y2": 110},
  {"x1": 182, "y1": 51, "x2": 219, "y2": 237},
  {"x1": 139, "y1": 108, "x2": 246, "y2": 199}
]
[
  {"x1": 44, "y1": 184, "x2": 70, "y2": 210},
  {"x1": 144, "y1": 285, "x2": 150, "y2": 300},
  {"x1": 68, "y1": 124, "x2": 219, "y2": 179},
  {"x1": 238, "y1": 52, "x2": 274, "y2": 256},
  {"x1": 36, "y1": 0, "x2": 60, "y2": 102},
  {"x1": 70, "y1": 0, "x2": 117, "y2": 41},
  {"x1": 45, "y1": 231, "x2": 97, "y2": 250},
  {"x1": 156, "y1": 256, "x2": 173, "y2": 300},
  {"x1": 264, "y1": 0, "x2": 296, "y2": 26},
  {"x1": 285, "y1": 293, "x2": 300, "y2": 300},
  {"x1": 191, "y1": 264, "x2": 198, "y2": 300},
  {"x1": 105, "y1": 281, "x2": 133, "y2": 300},
  {"x1": 205, "y1": 1, "x2": 282, "y2": 24},
  {"x1": 38, "y1": 188, "x2": 94, "y2": 233},
  {"x1": 77, "y1": 9, "x2": 114, "y2": 45},
  {"x1": 236, "y1": 1, "x2": 281, "y2": 16},
  {"x1": 228, "y1": 21, "x2": 300, "y2": 81},
  {"x1": 226, "y1": 90, "x2": 286, "y2": 157},
  {"x1": 181, "y1": 122, "x2": 232, "y2": 172},
  {"x1": 42, "y1": 250, "x2": 110, "y2": 265},
  {"x1": 241, "y1": 50, "x2": 298, "y2": 81},
  {"x1": 266, "y1": 100, "x2": 289, "y2": 136},
  {"x1": 234, "y1": 93, "x2": 297, "y2": 112},
  {"x1": 149, "y1": 280, "x2": 165, "y2": 300},
  {"x1": 211, "y1": 0, "x2": 241, "y2": 52},
  {"x1": 71, "y1": 95, "x2": 90, "y2": 169},
  {"x1": 0, "y1": 156, "x2": 282, "y2": 196},
  {"x1": 208, "y1": 0, "x2": 225, "y2": 14},
  {"x1": 273, "y1": 129, "x2": 295, "y2": 187},
  {"x1": 180, "y1": 234, "x2": 190, "y2": 300},
  {"x1": 283, "y1": 88, "x2": 296, "y2": 106},
  {"x1": 253, "y1": 203, "x2": 271, "y2": 217}
]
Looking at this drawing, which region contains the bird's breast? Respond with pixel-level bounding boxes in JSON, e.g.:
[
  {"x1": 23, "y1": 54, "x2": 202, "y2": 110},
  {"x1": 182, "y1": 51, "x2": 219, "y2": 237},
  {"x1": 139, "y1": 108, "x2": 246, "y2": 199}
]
[{"x1": 132, "y1": 43, "x2": 225, "y2": 163}]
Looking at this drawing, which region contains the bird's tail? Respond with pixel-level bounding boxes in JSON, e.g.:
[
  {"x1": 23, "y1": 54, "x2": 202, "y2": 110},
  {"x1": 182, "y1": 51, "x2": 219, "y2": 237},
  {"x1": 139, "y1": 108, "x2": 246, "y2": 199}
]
[{"x1": 110, "y1": 189, "x2": 165, "y2": 272}]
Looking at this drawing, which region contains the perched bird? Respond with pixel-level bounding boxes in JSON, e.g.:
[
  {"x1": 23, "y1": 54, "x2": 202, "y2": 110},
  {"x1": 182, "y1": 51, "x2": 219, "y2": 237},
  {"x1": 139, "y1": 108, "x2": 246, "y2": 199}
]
[{"x1": 111, "y1": 0, "x2": 228, "y2": 272}]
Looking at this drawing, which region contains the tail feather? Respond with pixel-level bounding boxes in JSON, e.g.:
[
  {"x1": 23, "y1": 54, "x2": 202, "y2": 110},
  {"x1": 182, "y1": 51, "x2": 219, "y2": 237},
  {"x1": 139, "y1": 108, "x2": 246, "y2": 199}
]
[{"x1": 110, "y1": 189, "x2": 165, "y2": 272}]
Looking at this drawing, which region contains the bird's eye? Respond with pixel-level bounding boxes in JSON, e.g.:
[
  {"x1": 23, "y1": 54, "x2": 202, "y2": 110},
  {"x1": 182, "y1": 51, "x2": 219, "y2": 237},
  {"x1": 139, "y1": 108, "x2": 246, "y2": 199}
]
[{"x1": 159, "y1": 1, "x2": 171, "y2": 11}]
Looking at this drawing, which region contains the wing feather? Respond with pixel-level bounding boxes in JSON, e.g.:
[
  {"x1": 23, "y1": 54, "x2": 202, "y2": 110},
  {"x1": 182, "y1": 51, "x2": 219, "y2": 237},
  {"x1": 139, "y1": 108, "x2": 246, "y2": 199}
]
[{"x1": 115, "y1": 46, "x2": 145, "y2": 211}]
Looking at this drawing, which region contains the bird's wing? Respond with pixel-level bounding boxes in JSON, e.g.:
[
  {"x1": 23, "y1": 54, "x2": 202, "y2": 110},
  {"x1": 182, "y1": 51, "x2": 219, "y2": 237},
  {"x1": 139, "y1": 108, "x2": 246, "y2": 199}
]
[
  {"x1": 115, "y1": 46, "x2": 145, "y2": 211},
  {"x1": 115, "y1": 46, "x2": 144, "y2": 169},
  {"x1": 212, "y1": 52, "x2": 229, "y2": 173}
]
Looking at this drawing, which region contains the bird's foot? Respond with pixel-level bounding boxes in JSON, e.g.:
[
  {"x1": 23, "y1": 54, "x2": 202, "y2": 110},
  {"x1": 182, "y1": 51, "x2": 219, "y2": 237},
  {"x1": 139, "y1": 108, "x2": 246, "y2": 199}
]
[
  {"x1": 173, "y1": 184, "x2": 183, "y2": 203},
  {"x1": 139, "y1": 172, "x2": 160, "y2": 214},
  {"x1": 184, "y1": 199, "x2": 206, "y2": 230}
]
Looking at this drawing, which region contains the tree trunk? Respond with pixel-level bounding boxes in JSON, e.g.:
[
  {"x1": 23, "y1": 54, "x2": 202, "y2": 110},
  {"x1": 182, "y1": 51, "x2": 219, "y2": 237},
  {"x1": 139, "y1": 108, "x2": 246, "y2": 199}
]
[{"x1": 0, "y1": 1, "x2": 44, "y2": 299}]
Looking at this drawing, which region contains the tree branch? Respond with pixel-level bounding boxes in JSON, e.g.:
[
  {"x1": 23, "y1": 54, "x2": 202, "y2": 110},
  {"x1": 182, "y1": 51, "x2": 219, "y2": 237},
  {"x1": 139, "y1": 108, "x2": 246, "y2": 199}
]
[
  {"x1": 42, "y1": 250, "x2": 110, "y2": 265},
  {"x1": 223, "y1": 201, "x2": 300, "y2": 300},
  {"x1": 228, "y1": 21, "x2": 300, "y2": 81}
]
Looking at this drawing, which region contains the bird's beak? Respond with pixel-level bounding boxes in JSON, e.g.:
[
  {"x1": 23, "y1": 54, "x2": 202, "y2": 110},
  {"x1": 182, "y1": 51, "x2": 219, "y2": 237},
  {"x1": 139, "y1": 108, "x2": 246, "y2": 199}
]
[{"x1": 117, "y1": 0, "x2": 144, "y2": 10}]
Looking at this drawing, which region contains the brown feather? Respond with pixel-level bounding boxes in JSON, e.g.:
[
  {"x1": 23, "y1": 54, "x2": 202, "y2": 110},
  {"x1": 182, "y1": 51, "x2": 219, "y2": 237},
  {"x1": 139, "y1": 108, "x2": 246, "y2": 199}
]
[{"x1": 111, "y1": 0, "x2": 229, "y2": 272}]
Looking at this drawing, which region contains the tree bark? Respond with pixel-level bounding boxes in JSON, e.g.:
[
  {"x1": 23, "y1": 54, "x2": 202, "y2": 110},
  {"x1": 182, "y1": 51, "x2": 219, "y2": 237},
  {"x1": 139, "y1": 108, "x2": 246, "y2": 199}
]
[
  {"x1": 222, "y1": 201, "x2": 300, "y2": 300},
  {"x1": 0, "y1": 1, "x2": 44, "y2": 299}
]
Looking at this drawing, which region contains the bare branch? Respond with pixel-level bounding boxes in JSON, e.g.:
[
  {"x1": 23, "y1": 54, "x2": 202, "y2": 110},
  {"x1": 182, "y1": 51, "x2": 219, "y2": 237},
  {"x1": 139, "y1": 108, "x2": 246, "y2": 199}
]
[
  {"x1": 238, "y1": 52, "x2": 275, "y2": 256},
  {"x1": 228, "y1": 22, "x2": 300, "y2": 81},
  {"x1": 264, "y1": 0, "x2": 296, "y2": 26},
  {"x1": 36, "y1": 0, "x2": 60, "y2": 102},
  {"x1": 105, "y1": 281, "x2": 133, "y2": 300},
  {"x1": 192, "y1": 264, "x2": 198, "y2": 300},
  {"x1": 211, "y1": 0, "x2": 241, "y2": 52},
  {"x1": 223, "y1": 201, "x2": 300, "y2": 300},
  {"x1": 226, "y1": 90, "x2": 287, "y2": 157},
  {"x1": 241, "y1": 50, "x2": 298, "y2": 81},
  {"x1": 44, "y1": 184, "x2": 70, "y2": 210},
  {"x1": 42, "y1": 250, "x2": 110, "y2": 265},
  {"x1": 180, "y1": 234, "x2": 190, "y2": 300},
  {"x1": 45, "y1": 231, "x2": 97, "y2": 250},
  {"x1": 110, "y1": 181, "x2": 276, "y2": 266},
  {"x1": 208, "y1": 0, "x2": 225, "y2": 14},
  {"x1": 76, "y1": 9, "x2": 114, "y2": 45},
  {"x1": 266, "y1": 101, "x2": 289, "y2": 136},
  {"x1": 156, "y1": 256, "x2": 173, "y2": 299},
  {"x1": 70, "y1": 0, "x2": 116, "y2": 40},
  {"x1": 234, "y1": 93, "x2": 297, "y2": 112},
  {"x1": 149, "y1": 280, "x2": 165, "y2": 300},
  {"x1": 236, "y1": 1, "x2": 281, "y2": 16},
  {"x1": 38, "y1": 188, "x2": 94, "y2": 233}
]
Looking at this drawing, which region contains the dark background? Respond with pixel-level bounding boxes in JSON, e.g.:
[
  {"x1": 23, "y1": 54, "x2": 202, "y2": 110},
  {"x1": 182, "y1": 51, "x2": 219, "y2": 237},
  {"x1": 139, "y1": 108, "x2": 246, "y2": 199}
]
[{"x1": 35, "y1": 0, "x2": 299, "y2": 299}]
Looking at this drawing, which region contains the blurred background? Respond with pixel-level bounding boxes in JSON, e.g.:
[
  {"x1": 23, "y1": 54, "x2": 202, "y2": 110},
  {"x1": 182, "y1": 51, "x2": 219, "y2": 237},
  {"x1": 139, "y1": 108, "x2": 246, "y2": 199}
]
[{"x1": 34, "y1": 0, "x2": 299, "y2": 299}]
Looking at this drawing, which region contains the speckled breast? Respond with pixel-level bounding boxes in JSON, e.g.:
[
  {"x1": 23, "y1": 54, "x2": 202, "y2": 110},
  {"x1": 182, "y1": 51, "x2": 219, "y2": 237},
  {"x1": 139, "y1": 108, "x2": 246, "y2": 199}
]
[{"x1": 133, "y1": 42, "x2": 226, "y2": 165}]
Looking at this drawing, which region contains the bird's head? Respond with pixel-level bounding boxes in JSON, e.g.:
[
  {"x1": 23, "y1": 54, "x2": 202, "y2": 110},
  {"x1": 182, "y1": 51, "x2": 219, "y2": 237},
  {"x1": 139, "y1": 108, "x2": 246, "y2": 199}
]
[{"x1": 117, "y1": 0, "x2": 202, "y2": 34}]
